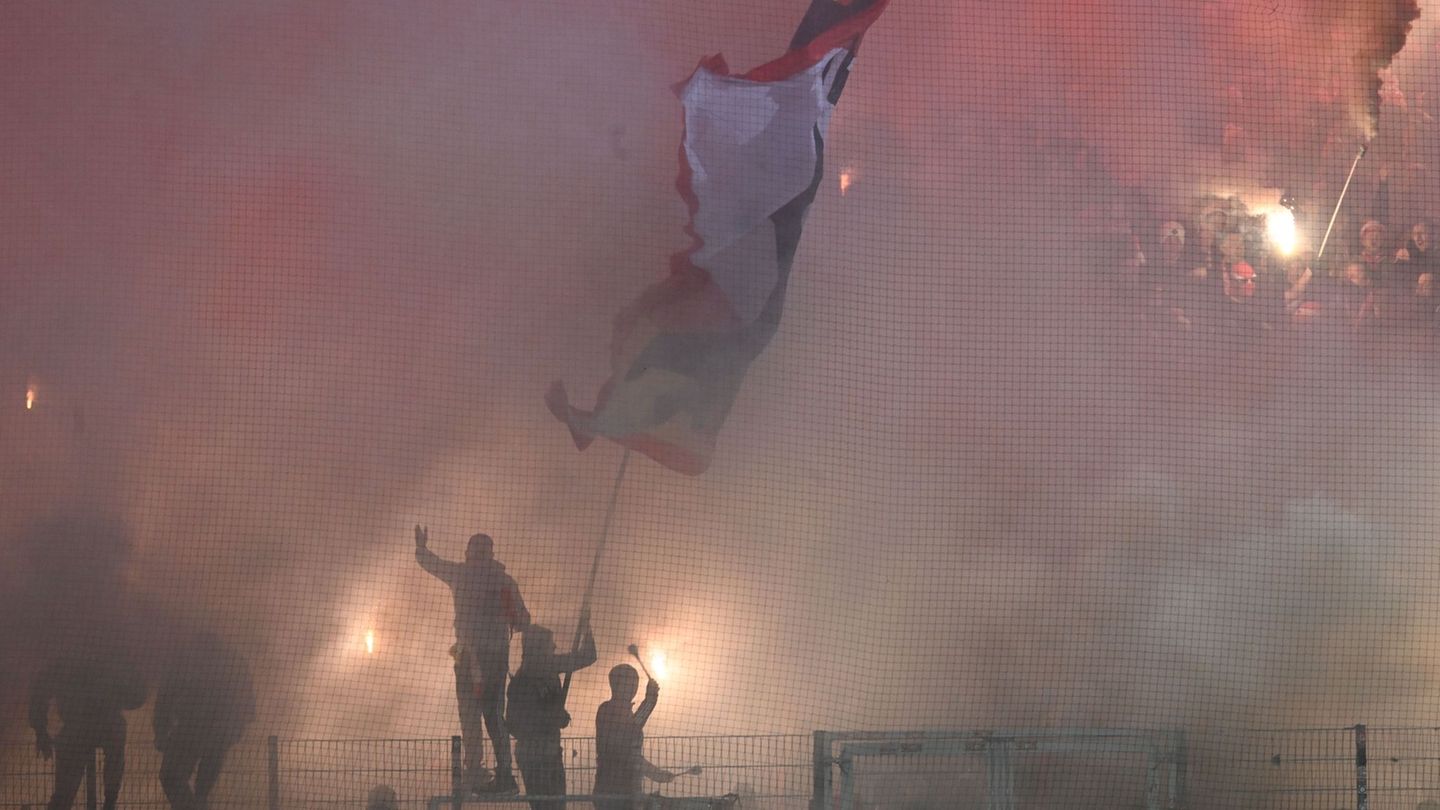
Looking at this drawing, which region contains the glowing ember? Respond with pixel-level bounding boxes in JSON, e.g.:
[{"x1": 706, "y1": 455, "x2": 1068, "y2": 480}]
[
  {"x1": 839, "y1": 169, "x2": 854, "y2": 195},
  {"x1": 25, "y1": 386, "x2": 35, "y2": 410},
  {"x1": 364, "y1": 629, "x2": 376, "y2": 655},
  {"x1": 649, "y1": 650, "x2": 669, "y2": 681},
  {"x1": 1265, "y1": 207, "x2": 1299, "y2": 256}
]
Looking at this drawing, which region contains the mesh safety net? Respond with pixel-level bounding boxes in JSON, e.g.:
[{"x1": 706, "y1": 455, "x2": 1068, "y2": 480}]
[{"x1": 5, "y1": 1, "x2": 1440, "y2": 808}]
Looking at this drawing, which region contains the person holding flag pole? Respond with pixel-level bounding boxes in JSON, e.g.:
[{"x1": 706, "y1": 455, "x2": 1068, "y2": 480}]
[
  {"x1": 414, "y1": 526, "x2": 530, "y2": 795},
  {"x1": 508, "y1": 617, "x2": 597, "y2": 810}
]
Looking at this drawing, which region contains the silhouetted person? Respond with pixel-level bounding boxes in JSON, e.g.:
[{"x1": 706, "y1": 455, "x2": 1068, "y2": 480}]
[
  {"x1": 1395, "y1": 221, "x2": 1434, "y2": 268},
  {"x1": 1390, "y1": 221, "x2": 1436, "y2": 337},
  {"x1": 1347, "y1": 168, "x2": 1392, "y2": 287},
  {"x1": 154, "y1": 631, "x2": 257, "y2": 810},
  {"x1": 29, "y1": 653, "x2": 146, "y2": 810},
  {"x1": 594, "y1": 665, "x2": 679, "y2": 810},
  {"x1": 415, "y1": 525, "x2": 530, "y2": 794},
  {"x1": 507, "y1": 618, "x2": 597, "y2": 810}
]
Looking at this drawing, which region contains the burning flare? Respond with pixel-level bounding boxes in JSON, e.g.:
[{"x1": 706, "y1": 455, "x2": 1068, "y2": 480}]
[
  {"x1": 364, "y1": 629, "x2": 376, "y2": 655},
  {"x1": 648, "y1": 650, "x2": 670, "y2": 681},
  {"x1": 1265, "y1": 207, "x2": 1299, "y2": 256},
  {"x1": 839, "y1": 168, "x2": 854, "y2": 195},
  {"x1": 26, "y1": 385, "x2": 35, "y2": 410}
]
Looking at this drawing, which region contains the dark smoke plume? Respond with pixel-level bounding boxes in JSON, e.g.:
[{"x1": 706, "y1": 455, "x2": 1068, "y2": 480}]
[{"x1": 1326, "y1": 0, "x2": 1421, "y2": 139}]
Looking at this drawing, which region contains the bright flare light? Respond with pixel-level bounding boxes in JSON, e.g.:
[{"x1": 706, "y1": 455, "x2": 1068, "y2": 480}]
[
  {"x1": 25, "y1": 385, "x2": 35, "y2": 410},
  {"x1": 649, "y1": 650, "x2": 670, "y2": 681},
  {"x1": 839, "y1": 169, "x2": 854, "y2": 195},
  {"x1": 1265, "y1": 207, "x2": 1299, "y2": 256},
  {"x1": 364, "y1": 629, "x2": 376, "y2": 655}
]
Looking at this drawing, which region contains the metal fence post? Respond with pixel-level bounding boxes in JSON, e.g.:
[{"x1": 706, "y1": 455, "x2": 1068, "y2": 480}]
[
  {"x1": 1145, "y1": 751, "x2": 1160, "y2": 810},
  {"x1": 1355, "y1": 725, "x2": 1368, "y2": 810},
  {"x1": 812, "y1": 731, "x2": 831, "y2": 810},
  {"x1": 987, "y1": 738, "x2": 1015, "y2": 810},
  {"x1": 268, "y1": 735, "x2": 281, "y2": 810},
  {"x1": 1169, "y1": 729, "x2": 1187, "y2": 810},
  {"x1": 85, "y1": 748, "x2": 97, "y2": 810},
  {"x1": 451, "y1": 735, "x2": 464, "y2": 810}
]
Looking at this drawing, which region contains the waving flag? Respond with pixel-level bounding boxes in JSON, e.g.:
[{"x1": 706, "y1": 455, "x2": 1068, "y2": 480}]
[{"x1": 548, "y1": 0, "x2": 889, "y2": 475}]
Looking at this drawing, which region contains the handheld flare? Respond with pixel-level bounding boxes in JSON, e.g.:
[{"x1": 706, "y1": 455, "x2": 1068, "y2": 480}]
[{"x1": 627, "y1": 643, "x2": 654, "y2": 681}]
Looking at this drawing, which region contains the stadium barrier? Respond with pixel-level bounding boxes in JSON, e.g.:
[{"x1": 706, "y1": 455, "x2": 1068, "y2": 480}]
[
  {"x1": 812, "y1": 728, "x2": 1186, "y2": 810},
  {"x1": 1, "y1": 733, "x2": 809, "y2": 809},
  {"x1": 5, "y1": 726, "x2": 1438, "y2": 810}
]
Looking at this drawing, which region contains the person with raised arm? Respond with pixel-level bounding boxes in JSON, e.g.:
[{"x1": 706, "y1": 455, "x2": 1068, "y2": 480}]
[{"x1": 415, "y1": 525, "x2": 530, "y2": 794}]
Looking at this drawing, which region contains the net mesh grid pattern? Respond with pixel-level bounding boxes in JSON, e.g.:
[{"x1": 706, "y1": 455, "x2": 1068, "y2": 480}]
[{"x1": 5, "y1": 1, "x2": 1440, "y2": 807}]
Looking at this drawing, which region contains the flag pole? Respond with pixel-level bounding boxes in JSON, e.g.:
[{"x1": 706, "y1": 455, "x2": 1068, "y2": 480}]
[
  {"x1": 561, "y1": 448, "x2": 632, "y2": 699},
  {"x1": 1315, "y1": 143, "x2": 1369, "y2": 262}
]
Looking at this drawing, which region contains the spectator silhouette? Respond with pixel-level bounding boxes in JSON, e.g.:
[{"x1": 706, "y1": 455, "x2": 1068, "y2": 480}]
[
  {"x1": 415, "y1": 525, "x2": 530, "y2": 794},
  {"x1": 29, "y1": 650, "x2": 146, "y2": 810},
  {"x1": 154, "y1": 630, "x2": 257, "y2": 810},
  {"x1": 594, "y1": 665, "x2": 680, "y2": 810},
  {"x1": 507, "y1": 618, "x2": 597, "y2": 810}
]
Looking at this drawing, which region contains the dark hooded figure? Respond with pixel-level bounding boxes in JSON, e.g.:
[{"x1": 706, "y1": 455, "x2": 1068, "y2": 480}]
[
  {"x1": 153, "y1": 630, "x2": 256, "y2": 810},
  {"x1": 1395, "y1": 221, "x2": 1434, "y2": 266},
  {"x1": 29, "y1": 651, "x2": 147, "y2": 810},
  {"x1": 594, "y1": 665, "x2": 681, "y2": 810},
  {"x1": 506, "y1": 618, "x2": 597, "y2": 810},
  {"x1": 1388, "y1": 221, "x2": 1437, "y2": 333},
  {"x1": 415, "y1": 525, "x2": 530, "y2": 794}
]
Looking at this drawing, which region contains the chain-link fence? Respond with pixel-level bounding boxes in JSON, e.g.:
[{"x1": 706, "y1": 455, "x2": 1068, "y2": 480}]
[
  {"x1": 814, "y1": 726, "x2": 1440, "y2": 810},
  {"x1": 21, "y1": 727, "x2": 1440, "y2": 810},
  {"x1": 2, "y1": 734, "x2": 809, "y2": 810}
]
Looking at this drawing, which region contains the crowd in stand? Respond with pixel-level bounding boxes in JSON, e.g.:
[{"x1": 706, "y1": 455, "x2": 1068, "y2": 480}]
[{"x1": 1085, "y1": 172, "x2": 1439, "y2": 349}]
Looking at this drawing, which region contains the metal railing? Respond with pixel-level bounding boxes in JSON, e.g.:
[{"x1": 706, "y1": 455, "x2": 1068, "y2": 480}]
[
  {"x1": 1193, "y1": 725, "x2": 1362, "y2": 810},
  {"x1": 12, "y1": 727, "x2": 1440, "y2": 810},
  {"x1": 1193, "y1": 726, "x2": 1440, "y2": 810},
  {"x1": 813, "y1": 725, "x2": 1440, "y2": 810},
  {"x1": 1, "y1": 734, "x2": 810, "y2": 810},
  {"x1": 814, "y1": 728, "x2": 1186, "y2": 810}
]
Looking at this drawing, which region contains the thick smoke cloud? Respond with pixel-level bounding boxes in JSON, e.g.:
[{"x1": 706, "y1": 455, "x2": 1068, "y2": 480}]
[
  {"x1": 0, "y1": 513, "x2": 134, "y2": 725},
  {"x1": 1343, "y1": 0, "x2": 1422, "y2": 138},
  {"x1": 3, "y1": 1, "x2": 1440, "y2": 805}
]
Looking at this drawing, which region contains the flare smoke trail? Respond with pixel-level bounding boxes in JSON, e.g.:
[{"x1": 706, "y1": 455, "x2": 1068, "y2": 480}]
[{"x1": 1346, "y1": 0, "x2": 1422, "y2": 139}]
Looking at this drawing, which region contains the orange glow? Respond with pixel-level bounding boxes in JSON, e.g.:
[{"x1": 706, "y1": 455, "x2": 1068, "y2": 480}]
[
  {"x1": 839, "y1": 169, "x2": 854, "y2": 195},
  {"x1": 364, "y1": 629, "x2": 376, "y2": 655},
  {"x1": 649, "y1": 650, "x2": 670, "y2": 681},
  {"x1": 1264, "y1": 207, "x2": 1299, "y2": 256},
  {"x1": 25, "y1": 385, "x2": 35, "y2": 410}
]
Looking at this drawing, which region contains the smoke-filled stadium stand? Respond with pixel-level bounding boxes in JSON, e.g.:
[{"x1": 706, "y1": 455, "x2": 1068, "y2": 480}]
[{"x1": 7, "y1": 0, "x2": 1440, "y2": 808}]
